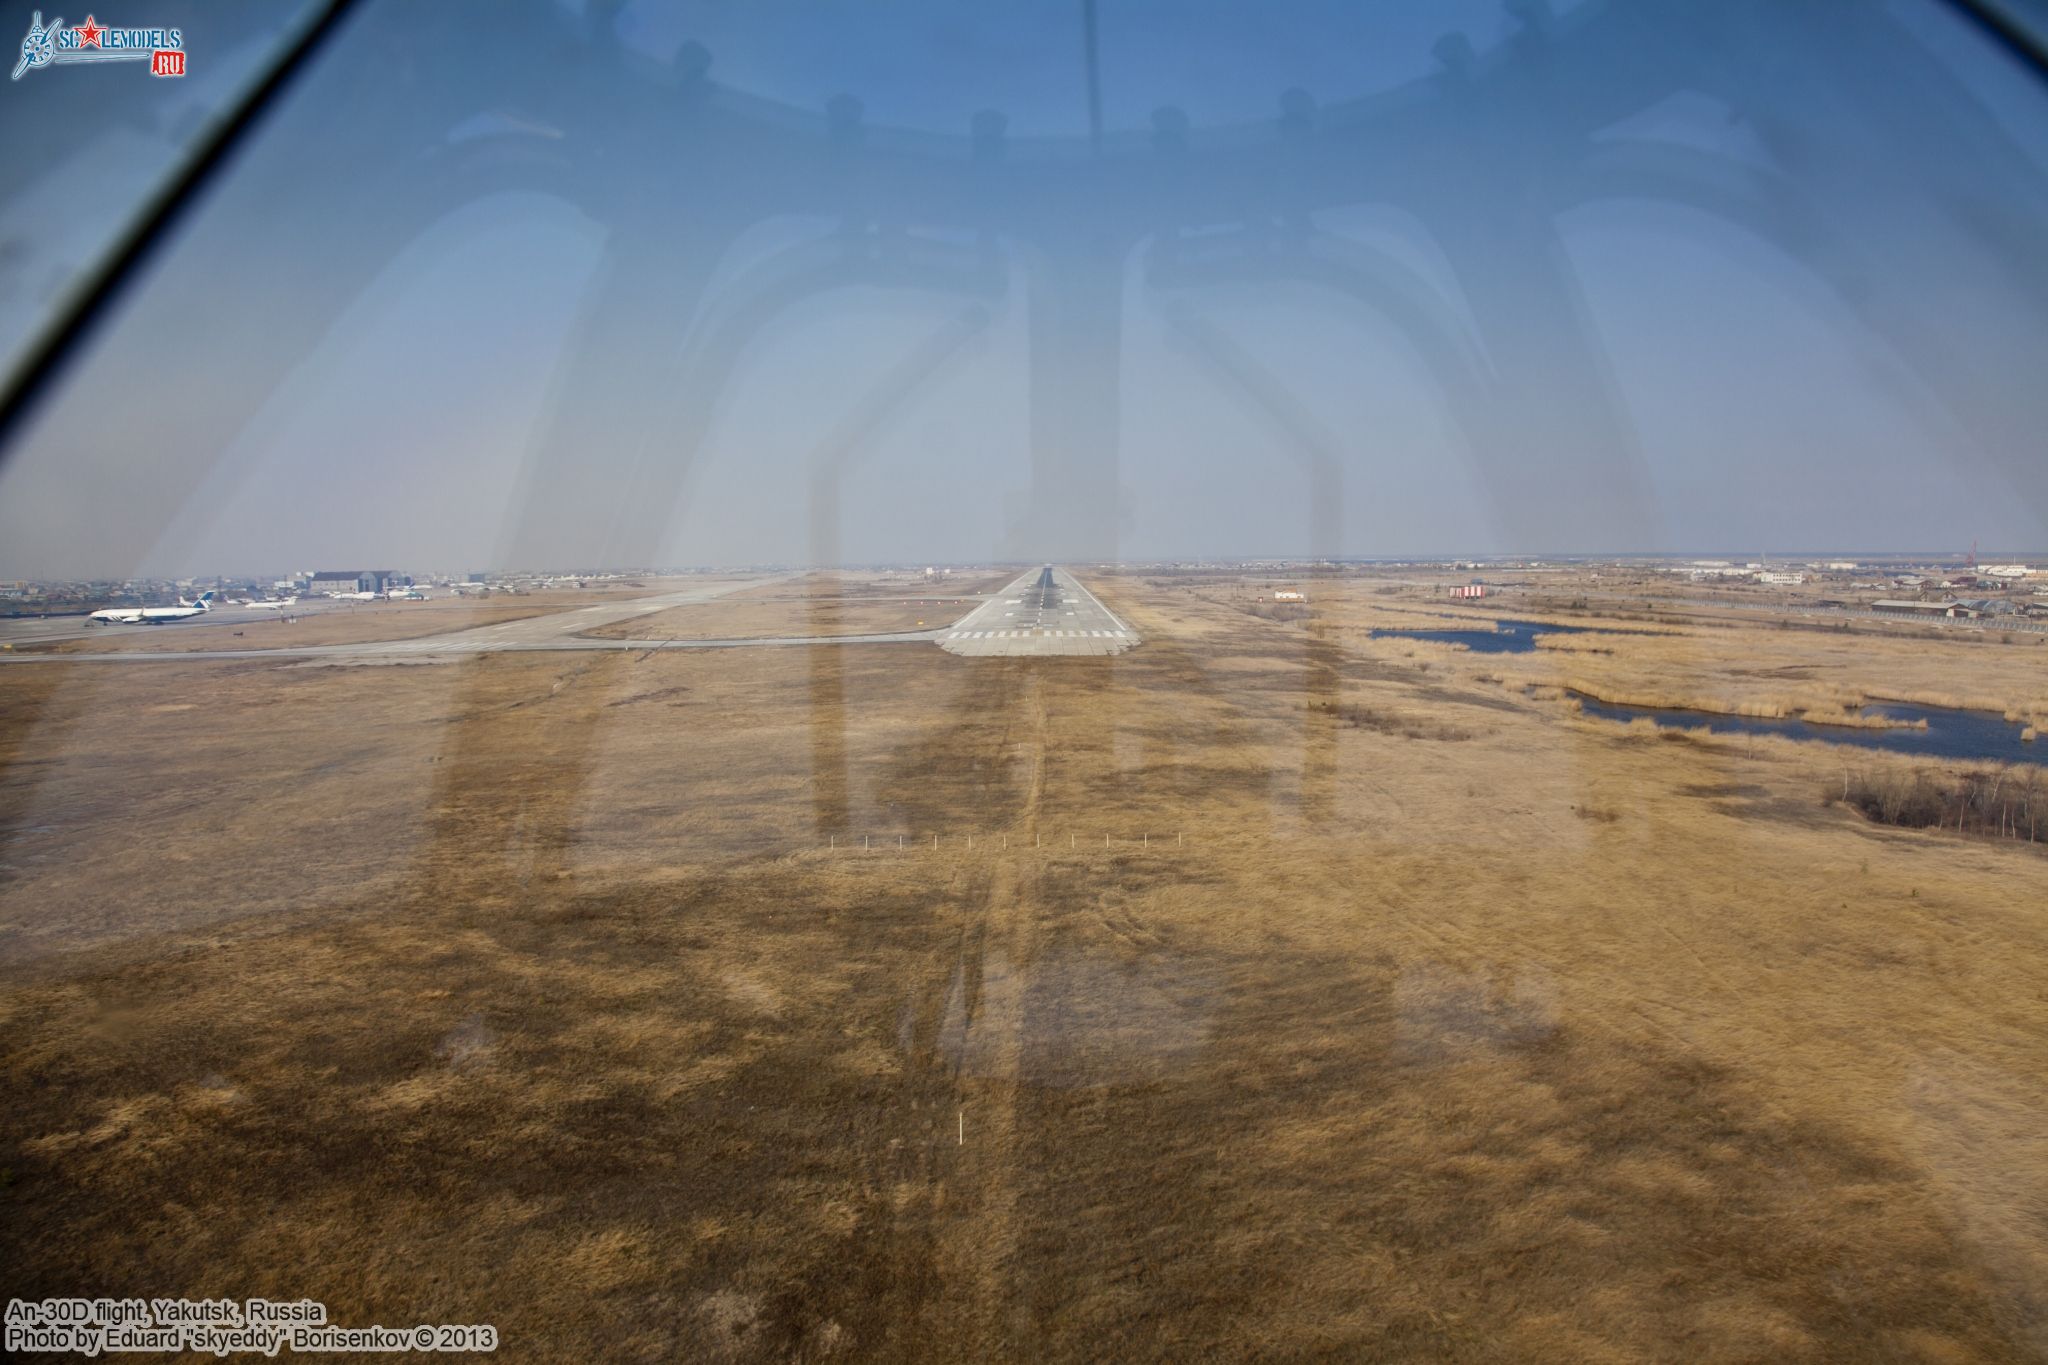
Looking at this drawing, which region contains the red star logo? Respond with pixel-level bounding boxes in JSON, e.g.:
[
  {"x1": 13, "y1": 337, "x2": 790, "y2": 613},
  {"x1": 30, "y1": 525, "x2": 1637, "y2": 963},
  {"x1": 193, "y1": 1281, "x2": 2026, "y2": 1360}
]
[{"x1": 75, "y1": 16, "x2": 102, "y2": 47}]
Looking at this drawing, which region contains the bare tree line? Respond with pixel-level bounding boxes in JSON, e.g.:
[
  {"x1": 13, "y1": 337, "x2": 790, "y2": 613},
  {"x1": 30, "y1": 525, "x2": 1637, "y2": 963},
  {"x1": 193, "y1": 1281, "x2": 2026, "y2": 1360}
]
[{"x1": 1833, "y1": 764, "x2": 2044, "y2": 843}]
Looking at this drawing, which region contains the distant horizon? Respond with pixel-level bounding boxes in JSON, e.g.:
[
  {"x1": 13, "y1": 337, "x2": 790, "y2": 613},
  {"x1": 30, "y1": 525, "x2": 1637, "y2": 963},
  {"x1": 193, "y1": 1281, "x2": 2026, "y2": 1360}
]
[{"x1": 7, "y1": 547, "x2": 2047, "y2": 588}]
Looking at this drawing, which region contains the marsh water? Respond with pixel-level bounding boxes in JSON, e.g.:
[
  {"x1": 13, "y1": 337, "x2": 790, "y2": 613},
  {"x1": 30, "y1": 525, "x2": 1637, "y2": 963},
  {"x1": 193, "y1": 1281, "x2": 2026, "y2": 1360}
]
[
  {"x1": 1572, "y1": 697, "x2": 2040, "y2": 765},
  {"x1": 1368, "y1": 618, "x2": 1602, "y2": 654}
]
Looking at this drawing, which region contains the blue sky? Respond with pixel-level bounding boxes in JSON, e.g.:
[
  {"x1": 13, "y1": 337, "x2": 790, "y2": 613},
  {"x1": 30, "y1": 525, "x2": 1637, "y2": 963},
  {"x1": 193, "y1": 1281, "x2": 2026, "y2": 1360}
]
[{"x1": 1, "y1": 0, "x2": 2045, "y2": 577}]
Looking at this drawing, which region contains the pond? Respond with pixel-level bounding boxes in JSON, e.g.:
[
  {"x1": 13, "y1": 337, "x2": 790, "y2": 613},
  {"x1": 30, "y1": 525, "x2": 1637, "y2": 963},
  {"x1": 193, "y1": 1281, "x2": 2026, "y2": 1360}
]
[
  {"x1": 1572, "y1": 696, "x2": 2040, "y2": 766},
  {"x1": 1368, "y1": 618, "x2": 1606, "y2": 655}
]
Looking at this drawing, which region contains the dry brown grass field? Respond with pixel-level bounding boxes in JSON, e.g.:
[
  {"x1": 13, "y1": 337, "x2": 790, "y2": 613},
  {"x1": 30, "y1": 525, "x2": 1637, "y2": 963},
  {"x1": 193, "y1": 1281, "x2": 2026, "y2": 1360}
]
[{"x1": 2, "y1": 572, "x2": 2045, "y2": 1361}]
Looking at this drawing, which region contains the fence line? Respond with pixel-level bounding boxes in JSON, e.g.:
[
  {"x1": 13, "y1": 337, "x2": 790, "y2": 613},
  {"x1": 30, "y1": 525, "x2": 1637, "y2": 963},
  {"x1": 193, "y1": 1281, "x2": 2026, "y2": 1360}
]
[{"x1": 825, "y1": 831, "x2": 1185, "y2": 851}]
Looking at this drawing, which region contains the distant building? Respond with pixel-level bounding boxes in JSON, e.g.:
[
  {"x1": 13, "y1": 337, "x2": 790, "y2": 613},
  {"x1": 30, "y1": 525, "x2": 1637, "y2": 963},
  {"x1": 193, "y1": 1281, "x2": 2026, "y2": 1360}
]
[
  {"x1": 309, "y1": 569, "x2": 405, "y2": 595},
  {"x1": 1274, "y1": 590, "x2": 1306, "y2": 602},
  {"x1": 1451, "y1": 584, "x2": 1486, "y2": 598},
  {"x1": 1873, "y1": 599, "x2": 1979, "y2": 618}
]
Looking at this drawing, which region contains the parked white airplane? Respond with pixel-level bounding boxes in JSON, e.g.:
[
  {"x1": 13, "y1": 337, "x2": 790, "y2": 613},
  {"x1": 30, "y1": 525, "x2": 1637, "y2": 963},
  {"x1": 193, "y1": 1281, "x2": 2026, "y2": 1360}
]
[
  {"x1": 243, "y1": 595, "x2": 299, "y2": 609},
  {"x1": 88, "y1": 591, "x2": 218, "y2": 625}
]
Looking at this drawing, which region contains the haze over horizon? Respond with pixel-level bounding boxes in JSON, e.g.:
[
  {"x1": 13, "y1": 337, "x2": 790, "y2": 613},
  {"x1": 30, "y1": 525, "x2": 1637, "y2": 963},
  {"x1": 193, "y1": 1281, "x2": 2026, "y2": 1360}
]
[
  {"x1": 3, "y1": 0, "x2": 2047, "y2": 579},
  {"x1": 16, "y1": 543, "x2": 2048, "y2": 588}
]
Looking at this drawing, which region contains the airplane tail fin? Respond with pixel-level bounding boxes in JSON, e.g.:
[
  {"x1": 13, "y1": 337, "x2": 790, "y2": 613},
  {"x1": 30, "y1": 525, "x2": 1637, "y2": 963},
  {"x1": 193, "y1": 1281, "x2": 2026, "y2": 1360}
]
[{"x1": 180, "y1": 590, "x2": 218, "y2": 610}]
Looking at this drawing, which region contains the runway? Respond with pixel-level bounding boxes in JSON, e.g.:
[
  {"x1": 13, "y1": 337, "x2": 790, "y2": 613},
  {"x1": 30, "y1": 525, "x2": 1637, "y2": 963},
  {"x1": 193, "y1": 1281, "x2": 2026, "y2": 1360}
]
[
  {"x1": 938, "y1": 566, "x2": 1138, "y2": 656},
  {"x1": 0, "y1": 568, "x2": 1138, "y2": 664}
]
